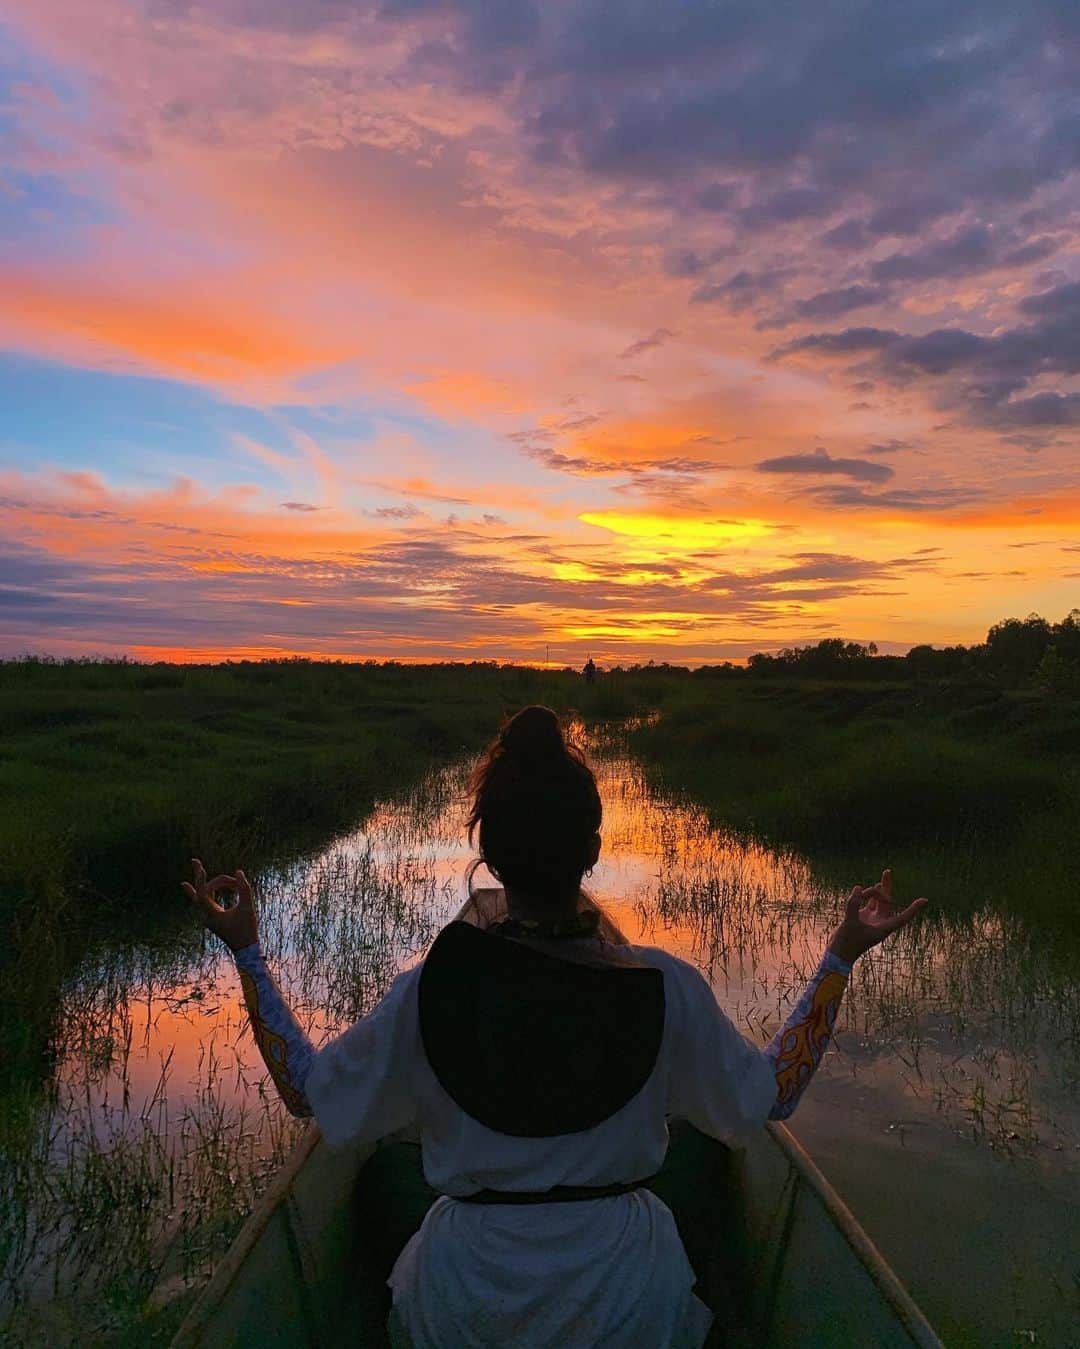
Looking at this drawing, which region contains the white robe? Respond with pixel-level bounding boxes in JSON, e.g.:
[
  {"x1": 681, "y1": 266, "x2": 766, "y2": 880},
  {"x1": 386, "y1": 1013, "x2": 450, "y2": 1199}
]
[{"x1": 305, "y1": 939, "x2": 778, "y2": 1348}]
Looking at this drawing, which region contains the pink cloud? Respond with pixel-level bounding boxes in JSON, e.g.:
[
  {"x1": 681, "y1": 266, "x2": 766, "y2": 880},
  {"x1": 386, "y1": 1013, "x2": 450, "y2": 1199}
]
[{"x1": 2, "y1": 1, "x2": 1077, "y2": 659}]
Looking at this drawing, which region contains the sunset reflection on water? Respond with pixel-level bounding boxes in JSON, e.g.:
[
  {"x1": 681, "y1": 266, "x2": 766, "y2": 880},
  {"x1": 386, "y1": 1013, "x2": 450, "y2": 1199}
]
[{"x1": 26, "y1": 732, "x2": 1080, "y2": 1341}]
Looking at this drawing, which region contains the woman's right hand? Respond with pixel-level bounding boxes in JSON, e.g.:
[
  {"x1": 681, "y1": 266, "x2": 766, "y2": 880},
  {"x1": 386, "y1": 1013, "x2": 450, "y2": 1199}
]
[
  {"x1": 182, "y1": 859, "x2": 259, "y2": 952},
  {"x1": 827, "y1": 868, "x2": 928, "y2": 965}
]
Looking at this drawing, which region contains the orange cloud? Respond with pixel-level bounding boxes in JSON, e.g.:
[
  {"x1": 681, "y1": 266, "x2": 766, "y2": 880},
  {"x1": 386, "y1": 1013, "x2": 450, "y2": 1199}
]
[
  {"x1": 410, "y1": 371, "x2": 532, "y2": 418},
  {"x1": 938, "y1": 490, "x2": 1080, "y2": 532},
  {"x1": 0, "y1": 268, "x2": 341, "y2": 384},
  {"x1": 4, "y1": 1, "x2": 1076, "y2": 664},
  {"x1": 356, "y1": 475, "x2": 545, "y2": 513}
]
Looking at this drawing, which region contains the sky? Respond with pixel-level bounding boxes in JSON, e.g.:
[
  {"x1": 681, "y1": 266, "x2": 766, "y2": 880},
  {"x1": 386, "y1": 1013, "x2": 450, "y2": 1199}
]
[{"x1": 1, "y1": 1, "x2": 1078, "y2": 664}]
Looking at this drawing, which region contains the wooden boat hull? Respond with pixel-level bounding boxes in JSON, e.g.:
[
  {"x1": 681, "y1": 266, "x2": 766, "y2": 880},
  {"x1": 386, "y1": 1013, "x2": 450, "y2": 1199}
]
[{"x1": 172, "y1": 1121, "x2": 941, "y2": 1348}]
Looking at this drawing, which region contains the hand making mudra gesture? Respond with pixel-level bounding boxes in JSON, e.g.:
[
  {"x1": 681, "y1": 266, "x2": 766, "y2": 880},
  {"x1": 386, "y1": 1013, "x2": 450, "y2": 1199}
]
[
  {"x1": 182, "y1": 859, "x2": 258, "y2": 952},
  {"x1": 827, "y1": 867, "x2": 929, "y2": 966}
]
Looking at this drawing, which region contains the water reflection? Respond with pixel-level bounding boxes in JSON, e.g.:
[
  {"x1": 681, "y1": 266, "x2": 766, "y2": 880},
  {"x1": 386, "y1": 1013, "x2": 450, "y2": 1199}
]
[{"x1": 3, "y1": 733, "x2": 1079, "y2": 1343}]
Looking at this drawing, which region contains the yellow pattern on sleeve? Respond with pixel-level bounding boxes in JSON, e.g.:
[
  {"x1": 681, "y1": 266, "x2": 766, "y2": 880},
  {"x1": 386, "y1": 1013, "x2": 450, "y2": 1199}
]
[
  {"x1": 238, "y1": 967, "x2": 312, "y2": 1116},
  {"x1": 772, "y1": 970, "x2": 848, "y2": 1109}
]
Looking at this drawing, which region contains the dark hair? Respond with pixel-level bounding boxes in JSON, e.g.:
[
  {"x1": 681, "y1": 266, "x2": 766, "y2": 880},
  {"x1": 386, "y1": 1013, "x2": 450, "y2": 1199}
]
[{"x1": 467, "y1": 706, "x2": 602, "y2": 905}]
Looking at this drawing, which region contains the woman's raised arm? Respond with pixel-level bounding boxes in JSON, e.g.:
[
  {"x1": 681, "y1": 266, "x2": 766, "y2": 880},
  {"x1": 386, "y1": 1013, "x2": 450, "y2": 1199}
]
[
  {"x1": 182, "y1": 860, "x2": 315, "y2": 1117},
  {"x1": 765, "y1": 869, "x2": 927, "y2": 1120}
]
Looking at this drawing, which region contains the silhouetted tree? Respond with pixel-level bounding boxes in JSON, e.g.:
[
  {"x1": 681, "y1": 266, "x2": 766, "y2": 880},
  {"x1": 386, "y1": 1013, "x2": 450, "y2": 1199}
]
[
  {"x1": 1051, "y1": 609, "x2": 1080, "y2": 663},
  {"x1": 984, "y1": 614, "x2": 1052, "y2": 683},
  {"x1": 740, "y1": 611, "x2": 1077, "y2": 687}
]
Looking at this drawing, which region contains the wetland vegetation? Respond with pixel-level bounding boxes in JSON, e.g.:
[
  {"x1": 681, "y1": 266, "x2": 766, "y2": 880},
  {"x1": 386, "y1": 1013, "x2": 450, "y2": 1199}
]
[
  {"x1": 1, "y1": 613, "x2": 1078, "y2": 1346},
  {"x1": 628, "y1": 668, "x2": 1080, "y2": 923},
  {"x1": 0, "y1": 659, "x2": 601, "y2": 1086}
]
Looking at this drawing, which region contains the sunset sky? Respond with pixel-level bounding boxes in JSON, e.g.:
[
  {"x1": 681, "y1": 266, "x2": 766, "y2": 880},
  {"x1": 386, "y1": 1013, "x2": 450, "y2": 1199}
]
[{"x1": 2, "y1": 1, "x2": 1078, "y2": 663}]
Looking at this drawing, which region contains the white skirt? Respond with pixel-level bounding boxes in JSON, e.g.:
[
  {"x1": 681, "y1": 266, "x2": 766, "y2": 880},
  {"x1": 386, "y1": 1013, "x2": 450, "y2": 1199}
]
[{"x1": 387, "y1": 1190, "x2": 713, "y2": 1349}]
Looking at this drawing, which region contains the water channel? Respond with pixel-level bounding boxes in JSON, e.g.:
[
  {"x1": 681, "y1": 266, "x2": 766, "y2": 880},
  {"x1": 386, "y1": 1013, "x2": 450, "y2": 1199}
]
[{"x1": 6, "y1": 727, "x2": 1079, "y2": 1345}]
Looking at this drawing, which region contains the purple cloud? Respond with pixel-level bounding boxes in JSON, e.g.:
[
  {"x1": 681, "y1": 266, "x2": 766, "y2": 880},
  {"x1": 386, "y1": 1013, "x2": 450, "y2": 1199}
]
[
  {"x1": 618, "y1": 328, "x2": 678, "y2": 359},
  {"x1": 756, "y1": 448, "x2": 894, "y2": 484},
  {"x1": 770, "y1": 281, "x2": 1080, "y2": 430}
]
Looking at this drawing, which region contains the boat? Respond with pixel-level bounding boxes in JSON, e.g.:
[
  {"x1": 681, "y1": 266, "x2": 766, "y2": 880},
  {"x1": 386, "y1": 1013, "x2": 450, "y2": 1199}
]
[
  {"x1": 171, "y1": 1115, "x2": 941, "y2": 1348},
  {"x1": 172, "y1": 892, "x2": 942, "y2": 1347}
]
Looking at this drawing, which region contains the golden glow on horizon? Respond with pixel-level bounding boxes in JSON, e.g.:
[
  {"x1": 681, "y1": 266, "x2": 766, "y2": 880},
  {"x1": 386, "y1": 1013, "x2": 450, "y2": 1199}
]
[
  {"x1": 3, "y1": 459, "x2": 1076, "y2": 666},
  {"x1": 565, "y1": 616, "x2": 697, "y2": 641},
  {"x1": 579, "y1": 512, "x2": 774, "y2": 550}
]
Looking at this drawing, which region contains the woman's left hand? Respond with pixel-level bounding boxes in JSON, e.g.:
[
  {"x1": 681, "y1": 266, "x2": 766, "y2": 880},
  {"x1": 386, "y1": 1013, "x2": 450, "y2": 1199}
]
[
  {"x1": 828, "y1": 868, "x2": 928, "y2": 965},
  {"x1": 182, "y1": 858, "x2": 258, "y2": 952}
]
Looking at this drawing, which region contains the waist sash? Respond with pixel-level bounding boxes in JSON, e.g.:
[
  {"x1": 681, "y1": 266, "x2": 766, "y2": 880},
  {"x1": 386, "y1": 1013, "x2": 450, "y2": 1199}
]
[{"x1": 456, "y1": 1177, "x2": 653, "y2": 1205}]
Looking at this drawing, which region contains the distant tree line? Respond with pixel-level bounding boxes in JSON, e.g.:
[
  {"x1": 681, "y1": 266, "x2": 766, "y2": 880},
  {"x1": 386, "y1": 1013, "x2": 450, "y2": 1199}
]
[
  {"x1": 6, "y1": 612, "x2": 1079, "y2": 695},
  {"x1": 607, "y1": 611, "x2": 1080, "y2": 693}
]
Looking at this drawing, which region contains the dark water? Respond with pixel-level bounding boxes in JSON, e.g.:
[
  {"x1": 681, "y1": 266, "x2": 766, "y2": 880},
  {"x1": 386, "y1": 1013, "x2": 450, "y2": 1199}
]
[{"x1": 5, "y1": 729, "x2": 1079, "y2": 1345}]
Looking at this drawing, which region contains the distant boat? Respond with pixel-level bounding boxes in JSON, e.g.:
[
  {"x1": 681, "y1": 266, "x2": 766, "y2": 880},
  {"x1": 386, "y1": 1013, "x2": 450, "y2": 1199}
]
[{"x1": 171, "y1": 1117, "x2": 942, "y2": 1348}]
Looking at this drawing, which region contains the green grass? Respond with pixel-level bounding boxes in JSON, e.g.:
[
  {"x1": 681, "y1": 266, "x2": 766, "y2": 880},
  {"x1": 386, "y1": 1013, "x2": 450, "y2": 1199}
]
[
  {"x1": 1, "y1": 1056, "x2": 304, "y2": 1348},
  {"x1": 1, "y1": 661, "x2": 540, "y2": 900},
  {"x1": 0, "y1": 659, "x2": 664, "y2": 1340},
  {"x1": 4, "y1": 659, "x2": 1075, "y2": 1088},
  {"x1": 628, "y1": 676, "x2": 1080, "y2": 925},
  {"x1": 2, "y1": 657, "x2": 1077, "y2": 1345},
  {"x1": 0, "y1": 659, "x2": 683, "y2": 912},
  {"x1": 0, "y1": 659, "x2": 658, "y2": 1091}
]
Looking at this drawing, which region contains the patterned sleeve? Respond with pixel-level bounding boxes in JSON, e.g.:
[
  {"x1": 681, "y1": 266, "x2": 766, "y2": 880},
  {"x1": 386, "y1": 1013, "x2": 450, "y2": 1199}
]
[
  {"x1": 233, "y1": 942, "x2": 316, "y2": 1117},
  {"x1": 765, "y1": 950, "x2": 851, "y2": 1121}
]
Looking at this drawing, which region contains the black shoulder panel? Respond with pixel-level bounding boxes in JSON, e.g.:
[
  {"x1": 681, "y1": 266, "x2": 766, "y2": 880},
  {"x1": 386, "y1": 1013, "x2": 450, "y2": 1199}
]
[{"x1": 418, "y1": 922, "x2": 666, "y2": 1137}]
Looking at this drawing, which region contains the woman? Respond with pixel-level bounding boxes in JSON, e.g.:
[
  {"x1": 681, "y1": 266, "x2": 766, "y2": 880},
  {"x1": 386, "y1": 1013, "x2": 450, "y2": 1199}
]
[{"x1": 183, "y1": 705, "x2": 927, "y2": 1348}]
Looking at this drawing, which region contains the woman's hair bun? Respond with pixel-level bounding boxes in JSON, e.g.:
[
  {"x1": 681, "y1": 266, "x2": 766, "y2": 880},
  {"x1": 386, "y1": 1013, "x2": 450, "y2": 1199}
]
[
  {"x1": 467, "y1": 703, "x2": 601, "y2": 899},
  {"x1": 498, "y1": 705, "x2": 565, "y2": 768}
]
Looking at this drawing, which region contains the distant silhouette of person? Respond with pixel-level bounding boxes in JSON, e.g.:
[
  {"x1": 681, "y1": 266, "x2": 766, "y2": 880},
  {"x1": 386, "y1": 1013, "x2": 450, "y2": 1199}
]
[
  {"x1": 184, "y1": 706, "x2": 928, "y2": 1348},
  {"x1": 583, "y1": 657, "x2": 597, "y2": 684}
]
